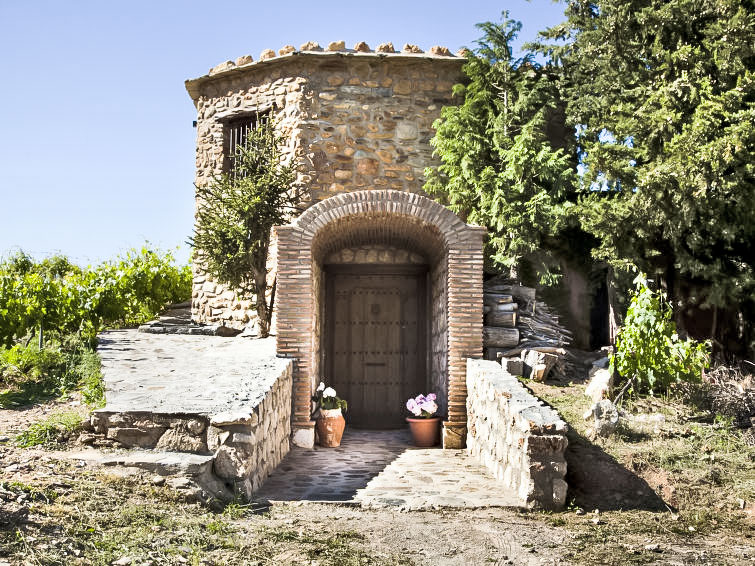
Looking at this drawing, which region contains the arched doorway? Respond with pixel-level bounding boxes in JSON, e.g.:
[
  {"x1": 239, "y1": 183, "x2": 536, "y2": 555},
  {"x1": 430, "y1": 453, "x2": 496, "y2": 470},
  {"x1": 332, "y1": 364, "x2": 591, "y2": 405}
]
[{"x1": 274, "y1": 190, "x2": 485, "y2": 448}]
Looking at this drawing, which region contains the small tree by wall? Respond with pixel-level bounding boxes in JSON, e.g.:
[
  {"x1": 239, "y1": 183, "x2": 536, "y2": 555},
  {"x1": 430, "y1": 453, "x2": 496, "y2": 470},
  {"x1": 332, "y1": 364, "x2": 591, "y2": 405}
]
[{"x1": 190, "y1": 119, "x2": 301, "y2": 337}]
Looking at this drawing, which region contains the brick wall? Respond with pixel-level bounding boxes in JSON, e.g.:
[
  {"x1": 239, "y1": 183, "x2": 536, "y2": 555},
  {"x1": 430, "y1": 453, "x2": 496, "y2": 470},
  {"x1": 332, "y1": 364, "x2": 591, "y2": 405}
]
[
  {"x1": 275, "y1": 190, "x2": 485, "y2": 448},
  {"x1": 430, "y1": 260, "x2": 448, "y2": 418}
]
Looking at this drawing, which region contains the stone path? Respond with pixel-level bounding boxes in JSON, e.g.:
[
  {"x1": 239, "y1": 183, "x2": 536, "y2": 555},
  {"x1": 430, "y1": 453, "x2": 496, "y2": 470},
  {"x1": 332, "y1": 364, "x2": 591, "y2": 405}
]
[
  {"x1": 97, "y1": 330, "x2": 286, "y2": 415},
  {"x1": 256, "y1": 429, "x2": 520, "y2": 509},
  {"x1": 96, "y1": 330, "x2": 520, "y2": 509}
]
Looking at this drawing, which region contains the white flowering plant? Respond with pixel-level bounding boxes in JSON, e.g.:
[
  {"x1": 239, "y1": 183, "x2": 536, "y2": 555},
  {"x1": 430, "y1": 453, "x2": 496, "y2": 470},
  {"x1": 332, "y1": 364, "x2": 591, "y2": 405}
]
[
  {"x1": 312, "y1": 382, "x2": 348, "y2": 412},
  {"x1": 406, "y1": 393, "x2": 438, "y2": 418}
]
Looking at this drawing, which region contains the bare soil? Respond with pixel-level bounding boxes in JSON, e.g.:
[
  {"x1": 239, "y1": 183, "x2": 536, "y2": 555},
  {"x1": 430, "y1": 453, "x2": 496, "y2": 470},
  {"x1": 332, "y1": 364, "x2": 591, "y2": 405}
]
[{"x1": 0, "y1": 394, "x2": 87, "y2": 438}]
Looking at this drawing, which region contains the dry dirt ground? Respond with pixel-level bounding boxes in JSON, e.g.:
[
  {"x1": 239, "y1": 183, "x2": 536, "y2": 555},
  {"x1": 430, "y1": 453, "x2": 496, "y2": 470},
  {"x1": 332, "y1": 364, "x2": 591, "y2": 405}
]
[{"x1": 1, "y1": 387, "x2": 754, "y2": 565}]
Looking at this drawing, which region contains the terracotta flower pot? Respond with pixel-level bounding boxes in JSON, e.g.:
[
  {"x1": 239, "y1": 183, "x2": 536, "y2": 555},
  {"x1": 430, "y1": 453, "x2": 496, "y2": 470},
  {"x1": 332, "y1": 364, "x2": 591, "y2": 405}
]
[
  {"x1": 316, "y1": 408, "x2": 346, "y2": 447},
  {"x1": 406, "y1": 416, "x2": 441, "y2": 447}
]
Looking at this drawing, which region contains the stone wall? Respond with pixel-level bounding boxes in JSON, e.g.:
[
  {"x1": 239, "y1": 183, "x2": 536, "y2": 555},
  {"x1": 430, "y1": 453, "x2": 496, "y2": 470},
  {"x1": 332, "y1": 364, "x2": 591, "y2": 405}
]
[
  {"x1": 90, "y1": 359, "x2": 292, "y2": 499},
  {"x1": 466, "y1": 359, "x2": 568, "y2": 510},
  {"x1": 187, "y1": 47, "x2": 464, "y2": 328},
  {"x1": 324, "y1": 244, "x2": 426, "y2": 265}
]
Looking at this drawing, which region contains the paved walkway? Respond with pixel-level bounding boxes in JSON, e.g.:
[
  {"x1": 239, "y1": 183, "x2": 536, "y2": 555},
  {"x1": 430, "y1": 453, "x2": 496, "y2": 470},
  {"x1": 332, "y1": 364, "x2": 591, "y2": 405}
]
[
  {"x1": 256, "y1": 429, "x2": 520, "y2": 509},
  {"x1": 96, "y1": 330, "x2": 520, "y2": 509},
  {"x1": 97, "y1": 330, "x2": 286, "y2": 415}
]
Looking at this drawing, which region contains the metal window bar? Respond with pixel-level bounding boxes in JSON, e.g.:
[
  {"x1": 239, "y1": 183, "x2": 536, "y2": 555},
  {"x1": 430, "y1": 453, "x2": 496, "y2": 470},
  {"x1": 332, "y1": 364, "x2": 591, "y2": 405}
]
[{"x1": 226, "y1": 112, "x2": 269, "y2": 177}]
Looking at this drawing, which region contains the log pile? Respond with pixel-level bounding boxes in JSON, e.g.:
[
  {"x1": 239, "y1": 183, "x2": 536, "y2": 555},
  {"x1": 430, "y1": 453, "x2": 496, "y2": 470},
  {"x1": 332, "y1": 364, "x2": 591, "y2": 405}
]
[{"x1": 483, "y1": 276, "x2": 573, "y2": 381}]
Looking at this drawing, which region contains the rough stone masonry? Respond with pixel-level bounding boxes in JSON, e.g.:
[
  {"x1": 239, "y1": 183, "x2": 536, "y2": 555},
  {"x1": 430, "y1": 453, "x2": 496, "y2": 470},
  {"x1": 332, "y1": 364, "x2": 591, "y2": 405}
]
[
  {"x1": 185, "y1": 41, "x2": 464, "y2": 329},
  {"x1": 466, "y1": 359, "x2": 569, "y2": 510},
  {"x1": 185, "y1": 41, "x2": 490, "y2": 450},
  {"x1": 90, "y1": 331, "x2": 292, "y2": 499}
]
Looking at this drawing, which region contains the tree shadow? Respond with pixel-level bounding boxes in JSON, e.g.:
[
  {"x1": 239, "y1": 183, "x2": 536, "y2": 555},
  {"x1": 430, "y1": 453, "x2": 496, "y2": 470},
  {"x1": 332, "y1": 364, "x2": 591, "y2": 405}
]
[{"x1": 0, "y1": 383, "x2": 58, "y2": 409}]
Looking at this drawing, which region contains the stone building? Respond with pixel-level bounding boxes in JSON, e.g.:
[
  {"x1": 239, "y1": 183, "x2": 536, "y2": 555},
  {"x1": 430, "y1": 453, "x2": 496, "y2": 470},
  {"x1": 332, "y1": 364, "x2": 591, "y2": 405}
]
[{"x1": 185, "y1": 41, "x2": 486, "y2": 449}]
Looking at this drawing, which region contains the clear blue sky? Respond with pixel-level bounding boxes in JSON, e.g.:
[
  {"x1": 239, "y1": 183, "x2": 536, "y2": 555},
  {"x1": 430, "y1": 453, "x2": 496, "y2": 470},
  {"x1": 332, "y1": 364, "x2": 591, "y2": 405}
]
[{"x1": 0, "y1": 0, "x2": 566, "y2": 266}]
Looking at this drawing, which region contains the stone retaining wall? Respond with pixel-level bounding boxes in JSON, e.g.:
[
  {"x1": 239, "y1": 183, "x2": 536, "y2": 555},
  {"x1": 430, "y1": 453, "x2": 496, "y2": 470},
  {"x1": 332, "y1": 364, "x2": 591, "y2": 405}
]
[
  {"x1": 466, "y1": 359, "x2": 568, "y2": 510},
  {"x1": 90, "y1": 359, "x2": 292, "y2": 499}
]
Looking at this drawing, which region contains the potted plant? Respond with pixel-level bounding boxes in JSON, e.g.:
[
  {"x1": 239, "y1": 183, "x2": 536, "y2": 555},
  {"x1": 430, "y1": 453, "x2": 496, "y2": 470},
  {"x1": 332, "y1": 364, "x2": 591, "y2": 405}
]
[
  {"x1": 405, "y1": 393, "x2": 441, "y2": 447},
  {"x1": 312, "y1": 382, "x2": 348, "y2": 447}
]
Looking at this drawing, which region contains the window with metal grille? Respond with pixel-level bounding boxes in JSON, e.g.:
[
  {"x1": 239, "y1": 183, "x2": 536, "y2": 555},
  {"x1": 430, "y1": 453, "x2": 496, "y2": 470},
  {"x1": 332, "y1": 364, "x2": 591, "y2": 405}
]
[{"x1": 224, "y1": 112, "x2": 269, "y2": 174}]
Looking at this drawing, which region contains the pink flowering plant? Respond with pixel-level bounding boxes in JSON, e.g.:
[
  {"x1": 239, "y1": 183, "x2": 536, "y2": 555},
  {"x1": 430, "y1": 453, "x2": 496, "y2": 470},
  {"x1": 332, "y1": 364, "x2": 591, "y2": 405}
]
[
  {"x1": 406, "y1": 393, "x2": 438, "y2": 418},
  {"x1": 312, "y1": 381, "x2": 347, "y2": 412}
]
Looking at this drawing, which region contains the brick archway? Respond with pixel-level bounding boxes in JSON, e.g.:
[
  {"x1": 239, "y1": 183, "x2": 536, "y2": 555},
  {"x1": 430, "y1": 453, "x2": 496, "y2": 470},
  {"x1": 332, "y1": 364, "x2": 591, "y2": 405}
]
[{"x1": 275, "y1": 190, "x2": 485, "y2": 448}]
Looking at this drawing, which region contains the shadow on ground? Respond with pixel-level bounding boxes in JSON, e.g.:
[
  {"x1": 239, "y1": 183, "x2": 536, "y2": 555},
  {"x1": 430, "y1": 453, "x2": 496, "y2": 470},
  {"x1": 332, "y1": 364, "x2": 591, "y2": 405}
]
[
  {"x1": 565, "y1": 428, "x2": 668, "y2": 512},
  {"x1": 255, "y1": 429, "x2": 415, "y2": 502}
]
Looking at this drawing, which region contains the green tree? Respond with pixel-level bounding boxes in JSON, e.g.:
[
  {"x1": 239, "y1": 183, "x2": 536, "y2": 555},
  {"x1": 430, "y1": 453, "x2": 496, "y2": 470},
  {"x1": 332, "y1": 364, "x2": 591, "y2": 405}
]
[
  {"x1": 536, "y1": 0, "x2": 755, "y2": 356},
  {"x1": 190, "y1": 119, "x2": 301, "y2": 337},
  {"x1": 425, "y1": 14, "x2": 580, "y2": 284}
]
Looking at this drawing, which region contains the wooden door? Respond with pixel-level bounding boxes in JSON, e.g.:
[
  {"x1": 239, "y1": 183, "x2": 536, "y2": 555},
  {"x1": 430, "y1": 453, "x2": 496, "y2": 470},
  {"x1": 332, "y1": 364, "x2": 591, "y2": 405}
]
[{"x1": 325, "y1": 265, "x2": 427, "y2": 428}]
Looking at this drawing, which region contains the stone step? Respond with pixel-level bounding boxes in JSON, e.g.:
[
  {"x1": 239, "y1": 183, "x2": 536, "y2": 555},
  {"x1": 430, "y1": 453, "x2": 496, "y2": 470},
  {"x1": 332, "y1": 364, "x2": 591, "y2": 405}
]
[
  {"x1": 101, "y1": 450, "x2": 214, "y2": 476},
  {"x1": 66, "y1": 447, "x2": 214, "y2": 476},
  {"x1": 62, "y1": 448, "x2": 233, "y2": 503},
  {"x1": 137, "y1": 322, "x2": 241, "y2": 336}
]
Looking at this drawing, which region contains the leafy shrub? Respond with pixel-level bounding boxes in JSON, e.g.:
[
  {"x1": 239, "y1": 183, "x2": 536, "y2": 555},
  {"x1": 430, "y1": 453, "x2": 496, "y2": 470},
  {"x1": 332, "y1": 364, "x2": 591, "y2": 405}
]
[
  {"x1": 611, "y1": 275, "x2": 709, "y2": 395},
  {"x1": 0, "y1": 246, "x2": 191, "y2": 345},
  {"x1": 0, "y1": 344, "x2": 67, "y2": 406},
  {"x1": 77, "y1": 347, "x2": 105, "y2": 409},
  {"x1": 0, "y1": 336, "x2": 105, "y2": 408},
  {"x1": 0, "y1": 247, "x2": 182, "y2": 407},
  {"x1": 0, "y1": 344, "x2": 66, "y2": 381}
]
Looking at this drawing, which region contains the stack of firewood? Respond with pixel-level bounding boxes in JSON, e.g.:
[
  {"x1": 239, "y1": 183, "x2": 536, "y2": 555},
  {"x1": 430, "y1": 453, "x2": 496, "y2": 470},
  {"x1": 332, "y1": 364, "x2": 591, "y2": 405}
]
[{"x1": 482, "y1": 276, "x2": 572, "y2": 381}]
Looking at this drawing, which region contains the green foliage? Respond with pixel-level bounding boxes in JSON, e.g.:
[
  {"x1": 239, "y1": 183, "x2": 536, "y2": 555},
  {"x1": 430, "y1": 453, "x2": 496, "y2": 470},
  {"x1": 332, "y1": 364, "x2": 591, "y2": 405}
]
[
  {"x1": 535, "y1": 0, "x2": 755, "y2": 353},
  {"x1": 425, "y1": 13, "x2": 580, "y2": 284},
  {"x1": 0, "y1": 335, "x2": 105, "y2": 408},
  {"x1": 15, "y1": 410, "x2": 84, "y2": 447},
  {"x1": 190, "y1": 118, "x2": 300, "y2": 337},
  {"x1": 79, "y1": 347, "x2": 105, "y2": 409},
  {"x1": 0, "y1": 246, "x2": 191, "y2": 346},
  {"x1": 80, "y1": 246, "x2": 192, "y2": 332},
  {"x1": 0, "y1": 247, "x2": 178, "y2": 408},
  {"x1": 319, "y1": 396, "x2": 347, "y2": 412},
  {"x1": 0, "y1": 343, "x2": 68, "y2": 406},
  {"x1": 611, "y1": 275, "x2": 709, "y2": 395},
  {"x1": 311, "y1": 384, "x2": 348, "y2": 412}
]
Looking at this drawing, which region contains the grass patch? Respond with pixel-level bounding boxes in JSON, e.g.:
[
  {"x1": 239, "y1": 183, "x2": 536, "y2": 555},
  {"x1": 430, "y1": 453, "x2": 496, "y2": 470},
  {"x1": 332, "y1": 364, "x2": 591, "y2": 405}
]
[
  {"x1": 78, "y1": 347, "x2": 105, "y2": 409},
  {"x1": 2, "y1": 480, "x2": 59, "y2": 503},
  {"x1": 0, "y1": 344, "x2": 68, "y2": 407},
  {"x1": 15, "y1": 410, "x2": 84, "y2": 447},
  {"x1": 529, "y1": 378, "x2": 754, "y2": 537},
  {"x1": 0, "y1": 335, "x2": 104, "y2": 409},
  {"x1": 0, "y1": 468, "x2": 411, "y2": 566},
  {"x1": 260, "y1": 527, "x2": 374, "y2": 565}
]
